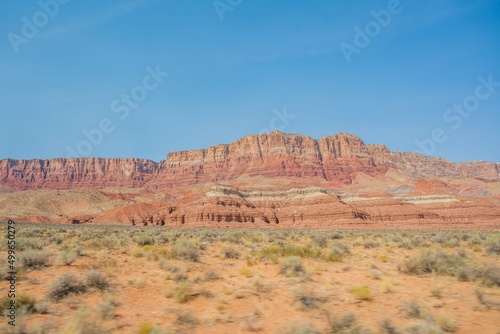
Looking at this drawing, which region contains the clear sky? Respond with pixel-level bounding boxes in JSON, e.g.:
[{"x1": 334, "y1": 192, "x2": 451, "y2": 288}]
[{"x1": 1, "y1": 0, "x2": 499, "y2": 163}]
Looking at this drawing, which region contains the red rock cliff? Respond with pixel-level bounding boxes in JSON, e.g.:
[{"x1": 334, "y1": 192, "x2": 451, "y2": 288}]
[{"x1": 1, "y1": 132, "x2": 498, "y2": 190}]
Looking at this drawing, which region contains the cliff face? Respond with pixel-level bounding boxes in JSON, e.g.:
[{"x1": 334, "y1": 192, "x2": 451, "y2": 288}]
[
  {"x1": 0, "y1": 158, "x2": 158, "y2": 190},
  {"x1": 147, "y1": 132, "x2": 392, "y2": 189},
  {"x1": 0, "y1": 131, "x2": 498, "y2": 190}
]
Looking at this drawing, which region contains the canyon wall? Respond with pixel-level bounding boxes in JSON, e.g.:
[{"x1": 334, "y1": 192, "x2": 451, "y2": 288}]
[{"x1": 1, "y1": 132, "x2": 498, "y2": 190}]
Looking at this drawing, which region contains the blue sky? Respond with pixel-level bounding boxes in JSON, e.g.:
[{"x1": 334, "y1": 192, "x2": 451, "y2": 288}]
[{"x1": 0, "y1": 0, "x2": 499, "y2": 162}]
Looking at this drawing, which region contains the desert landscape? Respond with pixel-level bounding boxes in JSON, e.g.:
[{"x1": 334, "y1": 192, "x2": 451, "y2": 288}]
[
  {"x1": 2, "y1": 1, "x2": 499, "y2": 333},
  {"x1": 1, "y1": 132, "x2": 500, "y2": 333},
  {"x1": 1, "y1": 224, "x2": 499, "y2": 333},
  {"x1": 1, "y1": 132, "x2": 499, "y2": 229}
]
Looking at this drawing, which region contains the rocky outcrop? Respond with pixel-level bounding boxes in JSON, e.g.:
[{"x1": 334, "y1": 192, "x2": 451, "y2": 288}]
[
  {"x1": 1, "y1": 131, "x2": 499, "y2": 190},
  {"x1": 94, "y1": 185, "x2": 500, "y2": 228}
]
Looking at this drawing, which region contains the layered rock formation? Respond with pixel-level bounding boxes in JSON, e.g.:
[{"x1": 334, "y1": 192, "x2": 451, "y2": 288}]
[
  {"x1": 0, "y1": 158, "x2": 157, "y2": 190},
  {"x1": 0, "y1": 131, "x2": 499, "y2": 228},
  {"x1": 103, "y1": 185, "x2": 499, "y2": 229},
  {"x1": 1, "y1": 131, "x2": 498, "y2": 191}
]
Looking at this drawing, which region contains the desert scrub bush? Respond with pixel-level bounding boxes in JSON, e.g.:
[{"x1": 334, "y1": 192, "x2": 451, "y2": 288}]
[
  {"x1": 19, "y1": 250, "x2": 51, "y2": 270},
  {"x1": 485, "y1": 241, "x2": 500, "y2": 255},
  {"x1": 49, "y1": 234, "x2": 65, "y2": 245},
  {"x1": 402, "y1": 301, "x2": 425, "y2": 318},
  {"x1": 173, "y1": 281, "x2": 194, "y2": 303},
  {"x1": 401, "y1": 249, "x2": 463, "y2": 276},
  {"x1": 97, "y1": 300, "x2": 118, "y2": 319},
  {"x1": 156, "y1": 247, "x2": 173, "y2": 259},
  {"x1": 172, "y1": 239, "x2": 200, "y2": 262},
  {"x1": 155, "y1": 233, "x2": 170, "y2": 245},
  {"x1": 325, "y1": 241, "x2": 351, "y2": 262},
  {"x1": 86, "y1": 270, "x2": 109, "y2": 291},
  {"x1": 35, "y1": 301, "x2": 50, "y2": 314},
  {"x1": 276, "y1": 321, "x2": 319, "y2": 334},
  {"x1": 332, "y1": 241, "x2": 351, "y2": 253},
  {"x1": 329, "y1": 232, "x2": 344, "y2": 240},
  {"x1": 325, "y1": 249, "x2": 343, "y2": 262},
  {"x1": 294, "y1": 289, "x2": 325, "y2": 310},
  {"x1": 204, "y1": 269, "x2": 219, "y2": 281},
  {"x1": 260, "y1": 245, "x2": 320, "y2": 259},
  {"x1": 134, "y1": 234, "x2": 155, "y2": 246},
  {"x1": 175, "y1": 312, "x2": 199, "y2": 330},
  {"x1": 474, "y1": 288, "x2": 500, "y2": 309},
  {"x1": 240, "y1": 267, "x2": 253, "y2": 278},
  {"x1": 326, "y1": 312, "x2": 364, "y2": 334},
  {"x1": 436, "y1": 313, "x2": 458, "y2": 333},
  {"x1": 130, "y1": 247, "x2": 144, "y2": 258},
  {"x1": 363, "y1": 239, "x2": 380, "y2": 249},
  {"x1": 430, "y1": 286, "x2": 443, "y2": 298},
  {"x1": 403, "y1": 247, "x2": 500, "y2": 286},
  {"x1": 173, "y1": 273, "x2": 189, "y2": 282},
  {"x1": 79, "y1": 232, "x2": 93, "y2": 241},
  {"x1": 58, "y1": 249, "x2": 78, "y2": 265},
  {"x1": 16, "y1": 237, "x2": 46, "y2": 250},
  {"x1": 380, "y1": 319, "x2": 399, "y2": 334},
  {"x1": 137, "y1": 321, "x2": 155, "y2": 334},
  {"x1": 404, "y1": 319, "x2": 443, "y2": 334},
  {"x1": 350, "y1": 285, "x2": 372, "y2": 301},
  {"x1": 467, "y1": 235, "x2": 485, "y2": 245},
  {"x1": 280, "y1": 256, "x2": 304, "y2": 277},
  {"x1": 310, "y1": 234, "x2": 328, "y2": 248},
  {"x1": 380, "y1": 279, "x2": 392, "y2": 294},
  {"x1": 369, "y1": 269, "x2": 383, "y2": 280},
  {"x1": 456, "y1": 262, "x2": 500, "y2": 286},
  {"x1": 48, "y1": 273, "x2": 86, "y2": 300},
  {"x1": 59, "y1": 307, "x2": 110, "y2": 334},
  {"x1": 0, "y1": 293, "x2": 36, "y2": 315},
  {"x1": 222, "y1": 247, "x2": 240, "y2": 259}
]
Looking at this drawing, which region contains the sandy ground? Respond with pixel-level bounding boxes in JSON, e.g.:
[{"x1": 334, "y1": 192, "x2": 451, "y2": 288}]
[{"x1": 1, "y1": 225, "x2": 499, "y2": 333}]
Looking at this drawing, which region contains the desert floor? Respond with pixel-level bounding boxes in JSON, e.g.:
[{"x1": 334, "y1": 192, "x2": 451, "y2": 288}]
[{"x1": 1, "y1": 223, "x2": 499, "y2": 334}]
